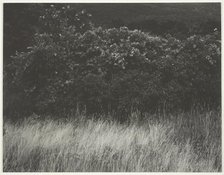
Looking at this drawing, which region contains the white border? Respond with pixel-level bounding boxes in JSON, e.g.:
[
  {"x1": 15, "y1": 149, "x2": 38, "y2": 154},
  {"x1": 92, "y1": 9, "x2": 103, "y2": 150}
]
[{"x1": 0, "y1": 0, "x2": 222, "y2": 175}]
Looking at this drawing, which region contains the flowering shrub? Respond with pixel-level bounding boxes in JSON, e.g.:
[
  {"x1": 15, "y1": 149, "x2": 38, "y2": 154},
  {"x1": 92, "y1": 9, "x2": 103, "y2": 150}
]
[{"x1": 4, "y1": 7, "x2": 221, "y2": 118}]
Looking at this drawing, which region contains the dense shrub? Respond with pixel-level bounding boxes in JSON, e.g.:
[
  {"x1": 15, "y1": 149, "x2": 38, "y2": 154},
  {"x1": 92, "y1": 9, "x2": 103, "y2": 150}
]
[{"x1": 4, "y1": 6, "x2": 221, "y2": 119}]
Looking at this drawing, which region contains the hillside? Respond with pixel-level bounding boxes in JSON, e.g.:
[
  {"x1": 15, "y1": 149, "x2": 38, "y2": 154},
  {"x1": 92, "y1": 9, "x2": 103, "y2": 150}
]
[
  {"x1": 4, "y1": 3, "x2": 221, "y2": 61},
  {"x1": 73, "y1": 3, "x2": 220, "y2": 25},
  {"x1": 3, "y1": 3, "x2": 222, "y2": 172}
]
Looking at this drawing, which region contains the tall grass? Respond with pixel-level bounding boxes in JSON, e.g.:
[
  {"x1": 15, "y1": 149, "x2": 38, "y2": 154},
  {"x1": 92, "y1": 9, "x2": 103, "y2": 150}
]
[{"x1": 3, "y1": 110, "x2": 221, "y2": 172}]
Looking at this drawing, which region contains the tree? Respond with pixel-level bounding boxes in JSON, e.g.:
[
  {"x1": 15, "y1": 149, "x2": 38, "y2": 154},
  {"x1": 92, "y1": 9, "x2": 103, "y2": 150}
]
[{"x1": 4, "y1": 6, "x2": 221, "y2": 120}]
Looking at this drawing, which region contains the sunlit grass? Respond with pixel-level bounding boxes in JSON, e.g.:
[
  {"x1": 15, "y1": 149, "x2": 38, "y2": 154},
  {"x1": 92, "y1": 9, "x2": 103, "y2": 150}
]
[{"x1": 3, "y1": 110, "x2": 221, "y2": 172}]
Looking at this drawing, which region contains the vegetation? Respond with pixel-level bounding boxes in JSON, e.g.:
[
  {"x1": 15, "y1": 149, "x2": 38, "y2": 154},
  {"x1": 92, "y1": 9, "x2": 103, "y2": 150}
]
[
  {"x1": 4, "y1": 110, "x2": 221, "y2": 172},
  {"x1": 4, "y1": 3, "x2": 221, "y2": 67},
  {"x1": 3, "y1": 4, "x2": 221, "y2": 172},
  {"x1": 4, "y1": 4, "x2": 221, "y2": 119}
]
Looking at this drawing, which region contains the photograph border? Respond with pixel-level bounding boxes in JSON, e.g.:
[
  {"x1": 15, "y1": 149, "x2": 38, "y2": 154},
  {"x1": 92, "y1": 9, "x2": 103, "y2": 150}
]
[{"x1": 0, "y1": 0, "x2": 223, "y2": 174}]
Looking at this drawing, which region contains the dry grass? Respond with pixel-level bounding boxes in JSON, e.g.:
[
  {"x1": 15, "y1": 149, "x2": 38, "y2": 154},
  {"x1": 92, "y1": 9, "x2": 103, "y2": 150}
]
[{"x1": 3, "y1": 110, "x2": 221, "y2": 172}]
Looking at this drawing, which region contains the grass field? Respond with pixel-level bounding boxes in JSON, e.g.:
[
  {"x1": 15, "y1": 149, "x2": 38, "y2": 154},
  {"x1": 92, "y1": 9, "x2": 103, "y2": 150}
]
[{"x1": 3, "y1": 110, "x2": 221, "y2": 172}]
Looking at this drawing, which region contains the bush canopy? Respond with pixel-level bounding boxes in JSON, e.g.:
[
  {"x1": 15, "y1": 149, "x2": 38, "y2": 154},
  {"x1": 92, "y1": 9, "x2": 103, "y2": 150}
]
[{"x1": 4, "y1": 5, "x2": 221, "y2": 118}]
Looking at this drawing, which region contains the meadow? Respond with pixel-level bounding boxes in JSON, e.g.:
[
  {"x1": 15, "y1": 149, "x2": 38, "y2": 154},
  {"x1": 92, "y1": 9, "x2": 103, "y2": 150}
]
[
  {"x1": 3, "y1": 3, "x2": 221, "y2": 172},
  {"x1": 3, "y1": 109, "x2": 221, "y2": 172}
]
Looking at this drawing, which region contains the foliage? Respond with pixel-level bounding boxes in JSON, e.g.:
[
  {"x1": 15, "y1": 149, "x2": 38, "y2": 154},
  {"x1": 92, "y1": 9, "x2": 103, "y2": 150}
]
[
  {"x1": 4, "y1": 6, "x2": 221, "y2": 118},
  {"x1": 4, "y1": 3, "x2": 221, "y2": 64}
]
